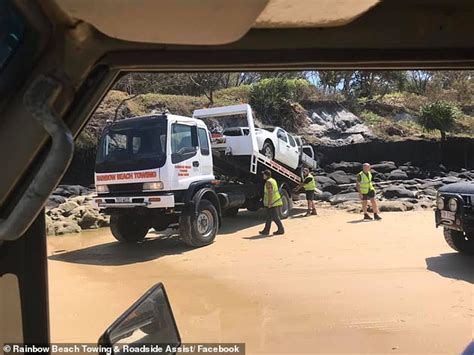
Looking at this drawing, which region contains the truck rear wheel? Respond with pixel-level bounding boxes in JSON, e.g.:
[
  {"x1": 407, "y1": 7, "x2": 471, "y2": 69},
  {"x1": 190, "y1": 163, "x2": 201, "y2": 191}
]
[
  {"x1": 110, "y1": 215, "x2": 149, "y2": 243},
  {"x1": 443, "y1": 228, "x2": 474, "y2": 254},
  {"x1": 277, "y1": 189, "x2": 292, "y2": 220},
  {"x1": 180, "y1": 199, "x2": 218, "y2": 247}
]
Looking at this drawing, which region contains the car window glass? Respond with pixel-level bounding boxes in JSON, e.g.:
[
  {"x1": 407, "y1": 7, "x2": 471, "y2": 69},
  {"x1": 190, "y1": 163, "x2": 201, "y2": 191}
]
[
  {"x1": 171, "y1": 124, "x2": 197, "y2": 163},
  {"x1": 288, "y1": 135, "x2": 296, "y2": 147},
  {"x1": 277, "y1": 129, "x2": 288, "y2": 142},
  {"x1": 198, "y1": 127, "x2": 210, "y2": 155}
]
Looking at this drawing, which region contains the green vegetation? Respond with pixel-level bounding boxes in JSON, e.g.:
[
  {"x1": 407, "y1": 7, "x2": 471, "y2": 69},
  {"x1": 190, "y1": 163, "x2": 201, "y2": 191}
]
[{"x1": 419, "y1": 101, "x2": 460, "y2": 141}]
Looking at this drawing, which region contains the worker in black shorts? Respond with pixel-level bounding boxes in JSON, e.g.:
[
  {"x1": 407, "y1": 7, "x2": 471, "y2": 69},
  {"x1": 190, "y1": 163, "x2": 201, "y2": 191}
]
[
  {"x1": 296, "y1": 168, "x2": 317, "y2": 216},
  {"x1": 356, "y1": 163, "x2": 382, "y2": 220}
]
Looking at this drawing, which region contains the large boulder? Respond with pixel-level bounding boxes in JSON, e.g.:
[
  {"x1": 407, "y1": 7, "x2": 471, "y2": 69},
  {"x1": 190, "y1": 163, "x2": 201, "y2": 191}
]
[
  {"x1": 419, "y1": 180, "x2": 444, "y2": 190},
  {"x1": 442, "y1": 176, "x2": 461, "y2": 184},
  {"x1": 46, "y1": 195, "x2": 67, "y2": 210},
  {"x1": 315, "y1": 175, "x2": 337, "y2": 188},
  {"x1": 383, "y1": 185, "x2": 417, "y2": 199},
  {"x1": 53, "y1": 185, "x2": 92, "y2": 197},
  {"x1": 387, "y1": 169, "x2": 409, "y2": 180},
  {"x1": 378, "y1": 201, "x2": 412, "y2": 212},
  {"x1": 371, "y1": 162, "x2": 398, "y2": 173},
  {"x1": 327, "y1": 170, "x2": 356, "y2": 185},
  {"x1": 314, "y1": 191, "x2": 333, "y2": 202},
  {"x1": 50, "y1": 219, "x2": 81, "y2": 235},
  {"x1": 330, "y1": 192, "x2": 360, "y2": 205},
  {"x1": 327, "y1": 161, "x2": 362, "y2": 174},
  {"x1": 58, "y1": 201, "x2": 80, "y2": 216},
  {"x1": 422, "y1": 187, "x2": 437, "y2": 197}
]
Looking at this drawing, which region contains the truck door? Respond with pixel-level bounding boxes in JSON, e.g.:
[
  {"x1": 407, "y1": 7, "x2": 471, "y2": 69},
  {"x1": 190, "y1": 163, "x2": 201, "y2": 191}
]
[
  {"x1": 170, "y1": 122, "x2": 204, "y2": 189},
  {"x1": 197, "y1": 126, "x2": 214, "y2": 178}
]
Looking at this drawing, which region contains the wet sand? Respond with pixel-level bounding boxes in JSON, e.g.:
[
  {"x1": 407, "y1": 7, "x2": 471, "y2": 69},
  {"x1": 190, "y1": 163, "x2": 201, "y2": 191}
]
[{"x1": 47, "y1": 209, "x2": 473, "y2": 354}]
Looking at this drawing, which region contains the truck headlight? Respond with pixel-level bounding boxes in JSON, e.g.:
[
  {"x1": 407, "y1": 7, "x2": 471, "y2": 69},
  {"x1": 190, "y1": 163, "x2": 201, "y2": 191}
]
[
  {"x1": 143, "y1": 181, "x2": 164, "y2": 191},
  {"x1": 96, "y1": 185, "x2": 109, "y2": 193},
  {"x1": 436, "y1": 196, "x2": 444, "y2": 210},
  {"x1": 448, "y1": 198, "x2": 458, "y2": 212}
]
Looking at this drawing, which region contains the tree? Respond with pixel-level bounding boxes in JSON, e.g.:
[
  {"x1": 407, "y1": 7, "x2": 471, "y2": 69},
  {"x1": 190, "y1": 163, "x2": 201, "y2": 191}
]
[{"x1": 419, "y1": 101, "x2": 459, "y2": 141}]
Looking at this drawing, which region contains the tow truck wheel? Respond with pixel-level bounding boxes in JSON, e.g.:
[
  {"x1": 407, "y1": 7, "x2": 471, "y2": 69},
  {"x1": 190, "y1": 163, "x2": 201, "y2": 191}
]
[
  {"x1": 180, "y1": 199, "x2": 218, "y2": 247},
  {"x1": 277, "y1": 189, "x2": 292, "y2": 220},
  {"x1": 443, "y1": 228, "x2": 474, "y2": 254},
  {"x1": 110, "y1": 215, "x2": 149, "y2": 243}
]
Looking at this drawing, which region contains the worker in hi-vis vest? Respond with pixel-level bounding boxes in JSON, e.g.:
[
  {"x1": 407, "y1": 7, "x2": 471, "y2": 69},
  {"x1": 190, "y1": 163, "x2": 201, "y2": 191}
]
[
  {"x1": 295, "y1": 168, "x2": 317, "y2": 216},
  {"x1": 356, "y1": 163, "x2": 382, "y2": 220},
  {"x1": 259, "y1": 170, "x2": 285, "y2": 236}
]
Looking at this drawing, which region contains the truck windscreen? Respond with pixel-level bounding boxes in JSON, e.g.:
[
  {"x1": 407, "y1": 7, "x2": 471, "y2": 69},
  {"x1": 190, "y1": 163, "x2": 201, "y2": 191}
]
[{"x1": 95, "y1": 119, "x2": 167, "y2": 173}]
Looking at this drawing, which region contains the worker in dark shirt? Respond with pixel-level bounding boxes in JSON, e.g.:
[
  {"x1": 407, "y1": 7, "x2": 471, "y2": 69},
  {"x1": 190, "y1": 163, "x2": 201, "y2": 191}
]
[
  {"x1": 356, "y1": 163, "x2": 382, "y2": 220},
  {"x1": 296, "y1": 168, "x2": 317, "y2": 217}
]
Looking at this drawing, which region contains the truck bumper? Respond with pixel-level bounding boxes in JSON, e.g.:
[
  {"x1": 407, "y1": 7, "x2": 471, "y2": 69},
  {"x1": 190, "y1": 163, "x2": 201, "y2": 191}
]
[{"x1": 93, "y1": 193, "x2": 175, "y2": 209}]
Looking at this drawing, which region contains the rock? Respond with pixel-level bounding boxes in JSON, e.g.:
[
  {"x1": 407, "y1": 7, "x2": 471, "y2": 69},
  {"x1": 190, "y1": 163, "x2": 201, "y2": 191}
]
[
  {"x1": 53, "y1": 185, "x2": 93, "y2": 197},
  {"x1": 46, "y1": 207, "x2": 64, "y2": 221},
  {"x1": 387, "y1": 169, "x2": 409, "y2": 180},
  {"x1": 399, "y1": 165, "x2": 423, "y2": 178},
  {"x1": 378, "y1": 201, "x2": 409, "y2": 212},
  {"x1": 442, "y1": 176, "x2": 461, "y2": 184},
  {"x1": 46, "y1": 195, "x2": 67, "y2": 209},
  {"x1": 58, "y1": 201, "x2": 80, "y2": 216},
  {"x1": 314, "y1": 191, "x2": 333, "y2": 202},
  {"x1": 327, "y1": 170, "x2": 356, "y2": 185},
  {"x1": 78, "y1": 211, "x2": 101, "y2": 229},
  {"x1": 419, "y1": 180, "x2": 444, "y2": 190},
  {"x1": 322, "y1": 184, "x2": 344, "y2": 195},
  {"x1": 328, "y1": 161, "x2": 362, "y2": 174},
  {"x1": 330, "y1": 192, "x2": 360, "y2": 205},
  {"x1": 70, "y1": 195, "x2": 93, "y2": 206},
  {"x1": 51, "y1": 219, "x2": 81, "y2": 235},
  {"x1": 371, "y1": 162, "x2": 398, "y2": 173},
  {"x1": 422, "y1": 188, "x2": 437, "y2": 197},
  {"x1": 315, "y1": 175, "x2": 337, "y2": 187},
  {"x1": 383, "y1": 185, "x2": 417, "y2": 199}
]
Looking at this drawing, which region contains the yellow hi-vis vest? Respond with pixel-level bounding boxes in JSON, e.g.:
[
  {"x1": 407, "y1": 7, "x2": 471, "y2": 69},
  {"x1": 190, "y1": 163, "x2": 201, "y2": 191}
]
[
  {"x1": 303, "y1": 173, "x2": 316, "y2": 191},
  {"x1": 358, "y1": 171, "x2": 375, "y2": 194},
  {"x1": 264, "y1": 178, "x2": 283, "y2": 207}
]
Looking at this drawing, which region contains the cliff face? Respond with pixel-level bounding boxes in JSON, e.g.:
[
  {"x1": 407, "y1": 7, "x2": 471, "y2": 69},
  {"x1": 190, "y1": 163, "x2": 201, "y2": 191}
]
[{"x1": 62, "y1": 90, "x2": 474, "y2": 185}]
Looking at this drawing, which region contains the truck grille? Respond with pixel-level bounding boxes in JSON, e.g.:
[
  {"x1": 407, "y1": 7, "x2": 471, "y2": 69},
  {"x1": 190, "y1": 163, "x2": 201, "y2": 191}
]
[{"x1": 107, "y1": 183, "x2": 143, "y2": 193}]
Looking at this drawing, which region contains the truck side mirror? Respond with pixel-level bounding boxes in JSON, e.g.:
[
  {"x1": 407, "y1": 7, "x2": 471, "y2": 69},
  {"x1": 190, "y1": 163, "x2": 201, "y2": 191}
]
[{"x1": 98, "y1": 283, "x2": 180, "y2": 355}]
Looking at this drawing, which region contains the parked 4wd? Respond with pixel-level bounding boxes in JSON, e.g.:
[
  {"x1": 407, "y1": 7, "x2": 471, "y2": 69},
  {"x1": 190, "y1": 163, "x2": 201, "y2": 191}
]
[{"x1": 435, "y1": 182, "x2": 474, "y2": 254}]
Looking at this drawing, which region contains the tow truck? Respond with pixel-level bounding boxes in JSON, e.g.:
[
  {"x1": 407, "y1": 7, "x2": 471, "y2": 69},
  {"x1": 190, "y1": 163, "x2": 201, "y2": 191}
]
[{"x1": 93, "y1": 104, "x2": 303, "y2": 246}]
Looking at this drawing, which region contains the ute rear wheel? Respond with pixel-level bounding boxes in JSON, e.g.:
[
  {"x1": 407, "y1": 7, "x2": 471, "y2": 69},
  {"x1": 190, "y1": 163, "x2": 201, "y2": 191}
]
[
  {"x1": 443, "y1": 228, "x2": 474, "y2": 254},
  {"x1": 180, "y1": 199, "x2": 218, "y2": 247},
  {"x1": 110, "y1": 215, "x2": 149, "y2": 243},
  {"x1": 277, "y1": 189, "x2": 292, "y2": 220},
  {"x1": 262, "y1": 141, "x2": 275, "y2": 160}
]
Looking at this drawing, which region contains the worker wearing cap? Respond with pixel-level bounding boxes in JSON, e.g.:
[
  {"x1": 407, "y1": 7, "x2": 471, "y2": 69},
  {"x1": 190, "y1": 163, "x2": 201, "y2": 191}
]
[
  {"x1": 296, "y1": 168, "x2": 317, "y2": 216},
  {"x1": 259, "y1": 170, "x2": 285, "y2": 235},
  {"x1": 356, "y1": 163, "x2": 382, "y2": 220}
]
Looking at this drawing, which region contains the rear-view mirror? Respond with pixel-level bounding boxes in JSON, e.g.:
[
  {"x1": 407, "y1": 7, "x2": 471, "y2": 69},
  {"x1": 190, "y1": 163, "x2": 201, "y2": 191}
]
[{"x1": 98, "y1": 283, "x2": 180, "y2": 355}]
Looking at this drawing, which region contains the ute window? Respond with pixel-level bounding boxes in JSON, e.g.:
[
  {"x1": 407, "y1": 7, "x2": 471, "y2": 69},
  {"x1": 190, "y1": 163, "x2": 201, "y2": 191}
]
[
  {"x1": 171, "y1": 124, "x2": 198, "y2": 163},
  {"x1": 277, "y1": 129, "x2": 288, "y2": 143},
  {"x1": 198, "y1": 128, "x2": 210, "y2": 155},
  {"x1": 0, "y1": 2, "x2": 24, "y2": 73},
  {"x1": 288, "y1": 134, "x2": 296, "y2": 147}
]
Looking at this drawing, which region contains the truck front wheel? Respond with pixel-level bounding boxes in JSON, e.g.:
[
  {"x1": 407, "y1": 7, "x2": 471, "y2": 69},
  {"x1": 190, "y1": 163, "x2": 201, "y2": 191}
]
[
  {"x1": 110, "y1": 215, "x2": 149, "y2": 243},
  {"x1": 443, "y1": 228, "x2": 474, "y2": 254},
  {"x1": 180, "y1": 199, "x2": 218, "y2": 247},
  {"x1": 277, "y1": 189, "x2": 292, "y2": 220}
]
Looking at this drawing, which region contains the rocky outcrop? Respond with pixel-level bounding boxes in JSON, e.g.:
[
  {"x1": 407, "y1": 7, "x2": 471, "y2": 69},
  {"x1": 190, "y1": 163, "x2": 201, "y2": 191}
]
[
  {"x1": 313, "y1": 160, "x2": 474, "y2": 213},
  {"x1": 46, "y1": 186, "x2": 109, "y2": 235}
]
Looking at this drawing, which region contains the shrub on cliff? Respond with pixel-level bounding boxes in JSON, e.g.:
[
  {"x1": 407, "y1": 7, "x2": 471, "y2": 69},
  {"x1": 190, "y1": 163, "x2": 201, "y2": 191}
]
[
  {"x1": 249, "y1": 78, "x2": 310, "y2": 131},
  {"x1": 419, "y1": 101, "x2": 459, "y2": 140}
]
